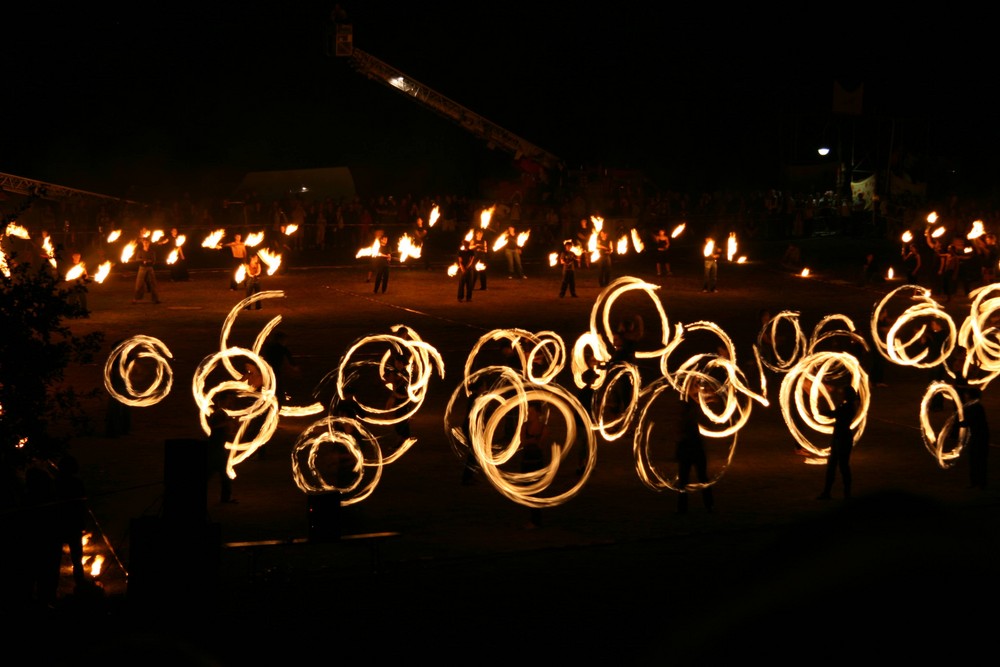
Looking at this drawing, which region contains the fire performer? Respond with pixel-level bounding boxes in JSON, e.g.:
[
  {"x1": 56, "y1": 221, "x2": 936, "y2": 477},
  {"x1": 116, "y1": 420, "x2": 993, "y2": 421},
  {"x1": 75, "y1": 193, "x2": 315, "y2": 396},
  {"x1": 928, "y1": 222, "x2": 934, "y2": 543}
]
[
  {"x1": 703, "y1": 237, "x2": 722, "y2": 292},
  {"x1": 596, "y1": 229, "x2": 614, "y2": 287},
  {"x1": 653, "y1": 228, "x2": 672, "y2": 277},
  {"x1": 457, "y1": 239, "x2": 477, "y2": 302},
  {"x1": 223, "y1": 233, "x2": 247, "y2": 290},
  {"x1": 558, "y1": 240, "x2": 578, "y2": 298},
  {"x1": 166, "y1": 227, "x2": 189, "y2": 282},
  {"x1": 244, "y1": 254, "x2": 263, "y2": 309},
  {"x1": 503, "y1": 225, "x2": 526, "y2": 279},
  {"x1": 413, "y1": 216, "x2": 430, "y2": 271},
  {"x1": 131, "y1": 237, "x2": 161, "y2": 304},
  {"x1": 372, "y1": 234, "x2": 392, "y2": 294},
  {"x1": 472, "y1": 228, "x2": 489, "y2": 290}
]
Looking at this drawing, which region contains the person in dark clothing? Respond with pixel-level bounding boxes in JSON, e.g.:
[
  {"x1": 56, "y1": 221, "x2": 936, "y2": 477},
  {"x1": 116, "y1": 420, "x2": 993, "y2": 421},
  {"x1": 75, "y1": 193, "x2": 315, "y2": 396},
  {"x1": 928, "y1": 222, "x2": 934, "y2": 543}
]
[
  {"x1": 958, "y1": 386, "x2": 990, "y2": 489},
  {"x1": 131, "y1": 237, "x2": 160, "y2": 304},
  {"x1": 372, "y1": 234, "x2": 391, "y2": 294},
  {"x1": 471, "y1": 229, "x2": 489, "y2": 290},
  {"x1": 818, "y1": 384, "x2": 858, "y2": 500},
  {"x1": 558, "y1": 240, "x2": 578, "y2": 298},
  {"x1": 676, "y1": 384, "x2": 714, "y2": 514},
  {"x1": 457, "y1": 240, "x2": 476, "y2": 302},
  {"x1": 54, "y1": 455, "x2": 90, "y2": 590},
  {"x1": 261, "y1": 330, "x2": 298, "y2": 404},
  {"x1": 207, "y1": 391, "x2": 238, "y2": 503}
]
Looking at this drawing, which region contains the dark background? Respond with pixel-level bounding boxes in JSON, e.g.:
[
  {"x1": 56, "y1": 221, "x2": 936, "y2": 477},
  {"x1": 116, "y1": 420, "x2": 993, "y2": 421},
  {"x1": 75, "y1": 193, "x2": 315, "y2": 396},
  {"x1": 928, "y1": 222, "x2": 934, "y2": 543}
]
[{"x1": 3, "y1": 3, "x2": 998, "y2": 200}]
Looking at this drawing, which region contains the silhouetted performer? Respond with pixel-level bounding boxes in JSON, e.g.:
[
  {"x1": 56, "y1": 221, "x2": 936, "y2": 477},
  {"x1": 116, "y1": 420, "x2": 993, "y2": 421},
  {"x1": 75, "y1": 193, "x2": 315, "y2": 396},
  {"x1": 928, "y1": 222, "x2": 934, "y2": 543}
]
[
  {"x1": 676, "y1": 387, "x2": 714, "y2": 513},
  {"x1": 818, "y1": 385, "x2": 858, "y2": 500},
  {"x1": 959, "y1": 386, "x2": 990, "y2": 489},
  {"x1": 208, "y1": 391, "x2": 238, "y2": 503},
  {"x1": 54, "y1": 455, "x2": 89, "y2": 590}
]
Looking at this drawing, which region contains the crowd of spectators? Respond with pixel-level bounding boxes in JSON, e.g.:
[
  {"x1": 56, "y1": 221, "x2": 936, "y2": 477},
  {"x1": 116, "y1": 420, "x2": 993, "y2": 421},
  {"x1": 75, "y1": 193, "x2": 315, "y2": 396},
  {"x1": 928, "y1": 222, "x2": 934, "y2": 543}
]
[{"x1": 7, "y1": 174, "x2": 1000, "y2": 274}]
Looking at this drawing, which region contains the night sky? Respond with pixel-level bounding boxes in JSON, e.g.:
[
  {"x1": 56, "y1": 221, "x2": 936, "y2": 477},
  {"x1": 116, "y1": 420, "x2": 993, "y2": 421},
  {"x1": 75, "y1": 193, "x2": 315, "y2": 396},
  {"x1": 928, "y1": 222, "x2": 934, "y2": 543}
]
[{"x1": 3, "y1": 4, "x2": 998, "y2": 200}]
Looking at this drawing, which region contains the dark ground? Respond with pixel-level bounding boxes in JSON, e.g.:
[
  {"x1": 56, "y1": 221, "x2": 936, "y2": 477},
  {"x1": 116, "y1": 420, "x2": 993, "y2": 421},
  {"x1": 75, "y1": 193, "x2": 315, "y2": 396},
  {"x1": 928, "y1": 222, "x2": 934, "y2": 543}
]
[{"x1": 12, "y1": 233, "x2": 1000, "y2": 665}]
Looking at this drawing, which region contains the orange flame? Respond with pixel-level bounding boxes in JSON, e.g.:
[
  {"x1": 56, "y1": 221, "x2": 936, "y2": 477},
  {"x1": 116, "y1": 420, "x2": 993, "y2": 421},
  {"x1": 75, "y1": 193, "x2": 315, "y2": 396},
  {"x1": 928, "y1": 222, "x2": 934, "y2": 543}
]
[{"x1": 94, "y1": 261, "x2": 112, "y2": 283}]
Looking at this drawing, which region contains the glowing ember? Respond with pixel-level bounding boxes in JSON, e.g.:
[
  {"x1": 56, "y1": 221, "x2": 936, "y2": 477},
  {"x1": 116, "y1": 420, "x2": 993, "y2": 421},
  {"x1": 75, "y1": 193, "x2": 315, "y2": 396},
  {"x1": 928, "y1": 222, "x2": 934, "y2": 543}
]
[
  {"x1": 258, "y1": 248, "x2": 282, "y2": 275},
  {"x1": 245, "y1": 231, "x2": 265, "y2": 247},
  {"x1": 480, "y1": 206, "x2": 495, "y2": 229},
  {"x1": 630, "y1": 228, "x2": 644, "y2": 253},
  {"x1": 202, "y1": 229, "x2": 226, "y2": 248},
  {"x1": 121, "y1": 241, "x2": 136, "y2": 263},
  {"x1": 106, "y1": 229, "x2": 122, "y2": 243},
  {"x1": 65, "y1": 263, "x2": 86, "y2": 281},
  {"x1": 94, "y1": 261, "x2": 112, "y2": 283},
  {"x1": 429, "y1": 205, "x2": 440, "y2": 227},
  {"x1": 671, "y1": 223, "x2": 686, "y2": 238},
  {"x1": 800, "y1": 268, "x2": 810, "y2": 277}
]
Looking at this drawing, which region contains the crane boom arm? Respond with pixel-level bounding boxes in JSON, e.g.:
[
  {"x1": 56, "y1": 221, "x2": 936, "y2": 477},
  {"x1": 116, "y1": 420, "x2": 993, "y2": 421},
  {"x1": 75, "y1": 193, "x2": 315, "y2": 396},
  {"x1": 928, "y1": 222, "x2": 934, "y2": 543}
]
[{"x1": 347, "y1": 47, "x2": 563, "y2": 172}]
